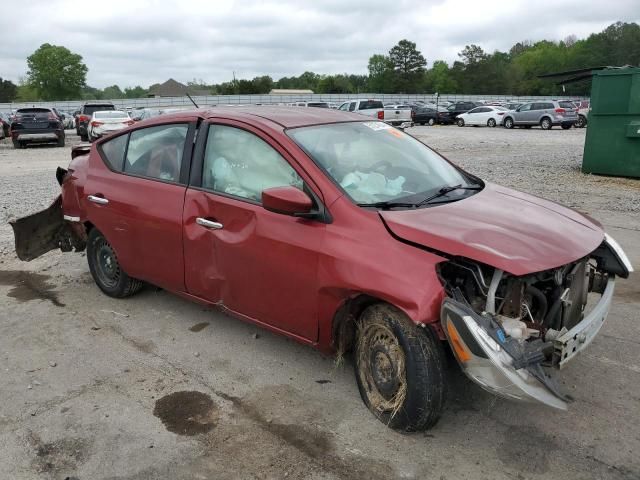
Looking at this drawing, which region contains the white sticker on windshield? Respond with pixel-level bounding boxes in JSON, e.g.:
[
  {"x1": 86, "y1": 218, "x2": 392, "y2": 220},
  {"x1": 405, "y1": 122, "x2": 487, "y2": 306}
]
[{"x1": 363, "y1": 121, "x2": 392, "y2": 131}]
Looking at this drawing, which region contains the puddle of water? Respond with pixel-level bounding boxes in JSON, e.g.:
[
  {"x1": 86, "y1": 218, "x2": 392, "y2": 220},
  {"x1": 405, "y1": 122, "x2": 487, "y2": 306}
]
[
  {"x1": 189, "y1": 322, "x2": 210, "y2": 332},
  {"x1": 0, "y1": 270, "x2": 65, "y2": 307},
  {"x1": 153, "y1": 391, "x2": 218, "y2": 436}
]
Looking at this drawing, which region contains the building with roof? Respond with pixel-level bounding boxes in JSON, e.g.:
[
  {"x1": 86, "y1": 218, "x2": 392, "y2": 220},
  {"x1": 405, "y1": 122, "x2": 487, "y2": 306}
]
[{"x1": 147, "y1": 79, "x2": 210, "y2": 98}]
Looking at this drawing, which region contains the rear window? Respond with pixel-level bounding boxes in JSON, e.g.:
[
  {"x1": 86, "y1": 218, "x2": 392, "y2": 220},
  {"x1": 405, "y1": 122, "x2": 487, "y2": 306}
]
[
  {"x1": 358, "y1": 100, "x2": 384, "y2": 110},
  {"x1": 559, "y1": 101, "x2": 576, "y2": 109},
  {"x1": 307, "y1": 102, "x2": 329, "y2": 108},
  {"x1": 84, "y1": 104, "x2": 115, "y2": 115},
  {"x1": 17, "y1": 108, "x2": 51, "y2": 114},
  {"x1": 94, "y1": 111, "x2": 129, "y2": 119}
]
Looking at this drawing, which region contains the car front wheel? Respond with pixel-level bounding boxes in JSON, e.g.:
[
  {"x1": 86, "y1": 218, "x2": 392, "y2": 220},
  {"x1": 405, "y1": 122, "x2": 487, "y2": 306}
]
[
  {"x1": 456, "y1": 118, "x2": 465, "y2": 127},
  {"x1": 540, "y1": 117, "x2": 552, "y2": 130},
  {"x1": 355, "y1": 303, "x2": 445, "y2": 431},
  {"x1": 576, "y1": 115, "x2": 587, "y2": 128},
  {"x1": 428, "y1": 118, "x2": 435, "y2": 126},
  {"x1": 87, "y1": 228, "x2": 143, "y2": 298},
  {"x1": 504, "y1": 117, "x2": 514, "y2": 129}
]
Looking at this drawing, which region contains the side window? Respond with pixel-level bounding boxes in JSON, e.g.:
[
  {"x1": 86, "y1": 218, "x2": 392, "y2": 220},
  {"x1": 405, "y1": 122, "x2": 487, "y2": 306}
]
[
  {"x1": 99, "y1": 133, "x2": 128, "y2": 171},
  {"x1": 468, "y1": 107, "x2": 481, "y2": 114},
  {"x1": 519, "y1": 104, "x2": 532, "y2": 112},
  {"x1": 348, "y1": 102, "x2": 356, "y2": 112},
  {"x1": 202, "y1": 125, "x2": 303, "y2": 202},
  {"x1": 124, "y1": 124, "x2": 188, "y2": 182},
  {"x1": 338, "y1": 103, "x2": 349, "y2": 111}
]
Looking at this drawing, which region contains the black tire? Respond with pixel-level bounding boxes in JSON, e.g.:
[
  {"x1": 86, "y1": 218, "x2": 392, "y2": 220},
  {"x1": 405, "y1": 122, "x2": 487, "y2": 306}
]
[
  {"x1": 354, "y1": 304, "x2": 446, "y2": 432},
  {"x1": 427, "y1": 118, "x2": 435, "y2": 126},
  {"x1": 524, "y1": 125, "x2": 533, "y2": 129},
  {"x1": 87, "y1": 228, "x2": 143, "y2": 298},
  {"x1": 456, "y1": 118, "x2": 464, "y2": 127},
  {"x1": 504, "y1": 117, "x2": 514, "y2": 129},
  {"x1": 487, "y1": 118, "x2": 496, "y2": 127},
  {"x1": 57, "y1": 135, "x2": 65, "y2": 147},
  {"x1": 576, "y1": 115, "x2": 587, "y2": 128},
  {"x1": 80, "y1": 133, "x2": 88, "y2": 142},
  {"x1": 540, "y1": 117, "x2": 552, "y2": 130},
  {"x1": 12, "y1": 139, "x2": 22, "y2": 149},
  {"x1": 561, "y1": 123, "x2": 572, "y2": 130}
]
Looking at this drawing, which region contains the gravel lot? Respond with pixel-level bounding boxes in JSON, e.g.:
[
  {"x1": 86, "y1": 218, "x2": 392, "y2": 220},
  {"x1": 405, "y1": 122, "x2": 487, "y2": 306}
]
[{"x1": 0, "y1": 126, "x2": 639, "y2": 480}]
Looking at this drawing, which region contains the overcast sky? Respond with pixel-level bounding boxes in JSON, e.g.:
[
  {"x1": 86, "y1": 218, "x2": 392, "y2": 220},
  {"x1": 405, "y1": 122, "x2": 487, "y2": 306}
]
[{"x1": 1, "y1": 0, "x2": 638, "y2": 89}]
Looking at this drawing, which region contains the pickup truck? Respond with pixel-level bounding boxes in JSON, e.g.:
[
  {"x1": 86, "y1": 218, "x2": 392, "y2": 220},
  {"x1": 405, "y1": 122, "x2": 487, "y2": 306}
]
[{"x1": 338, "y1": 99, "x2": 413, "y2": 128}]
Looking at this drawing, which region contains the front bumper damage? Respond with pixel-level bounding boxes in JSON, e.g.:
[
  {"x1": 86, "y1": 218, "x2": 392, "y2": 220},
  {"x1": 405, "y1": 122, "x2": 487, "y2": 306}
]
[{"x1": 441, "y1": 276, "x2": 615, "y2": 409}]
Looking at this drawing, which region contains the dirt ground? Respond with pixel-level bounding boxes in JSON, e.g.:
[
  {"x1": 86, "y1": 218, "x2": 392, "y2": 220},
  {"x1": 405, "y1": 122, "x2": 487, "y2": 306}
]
[{"x1": 0, "y1": 125, "x2": 639, "y2": 480}]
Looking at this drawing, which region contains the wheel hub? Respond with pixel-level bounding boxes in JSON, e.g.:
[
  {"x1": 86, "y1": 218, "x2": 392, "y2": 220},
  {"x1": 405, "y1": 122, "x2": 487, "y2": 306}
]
[
  {"x1": 95, "y1": 241, "x2": 120, "y2": 287},
  {"x1": 370, "y1": 345, "x2": 400, "y2": 399}
]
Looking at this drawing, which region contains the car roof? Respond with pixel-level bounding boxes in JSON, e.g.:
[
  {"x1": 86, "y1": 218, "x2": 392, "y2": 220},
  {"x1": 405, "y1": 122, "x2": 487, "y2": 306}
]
[{"x1": 139, "y1": 106, "x2": 366, "y2": 129}]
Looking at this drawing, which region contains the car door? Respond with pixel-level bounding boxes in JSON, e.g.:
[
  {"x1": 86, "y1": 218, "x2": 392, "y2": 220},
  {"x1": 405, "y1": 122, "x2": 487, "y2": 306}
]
[
  {"x1": 84, "y1": 121, "x2": 195, "y2": 292},
  {"x1": 465, "y1": 107, "x2": 482, "y2": 125},
  {"x1": 183, "y1": 120, "x2": 325, "y2": 341},
  {"x1": 514, "y1": 103, "x2": 532, "y2": 124}
]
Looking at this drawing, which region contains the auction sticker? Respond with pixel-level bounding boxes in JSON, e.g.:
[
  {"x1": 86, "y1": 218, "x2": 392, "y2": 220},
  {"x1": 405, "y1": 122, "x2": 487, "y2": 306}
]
[{"x1": 363, "y1": 122, "x2": 392, "y2": 131}]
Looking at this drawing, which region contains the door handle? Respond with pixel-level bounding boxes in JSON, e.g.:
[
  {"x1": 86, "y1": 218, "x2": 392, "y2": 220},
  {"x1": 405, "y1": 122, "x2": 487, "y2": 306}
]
[
  {"x1": 196, "y1": 217, "x2": 223, "y2": 229},
  {"x1": 88, "y1": 195, "x2": 109, "y2": 205}
]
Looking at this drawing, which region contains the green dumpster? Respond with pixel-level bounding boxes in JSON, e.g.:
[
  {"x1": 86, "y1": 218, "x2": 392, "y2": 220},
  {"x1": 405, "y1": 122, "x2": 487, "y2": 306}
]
[{"x1": 582, "y1": 67, "x2": 640, "y2": 178}]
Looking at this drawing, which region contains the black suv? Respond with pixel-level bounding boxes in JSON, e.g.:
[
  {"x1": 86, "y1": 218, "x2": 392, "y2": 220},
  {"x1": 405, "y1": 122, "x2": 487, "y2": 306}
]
[
  {"x1": 76, "y1": 102, "x2": 115, "y2": 141},
  {"x1": 9, "y1": 108, "x2": 65, "y2": 149},
  {"x1": 438, "y1": 101, "x2": 482, "y2": 124}
]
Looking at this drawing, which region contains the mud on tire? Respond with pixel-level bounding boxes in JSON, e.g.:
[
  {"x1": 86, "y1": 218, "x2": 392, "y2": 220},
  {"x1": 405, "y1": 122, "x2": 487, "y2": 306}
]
[
  {"x1": 354, "y1": 303, "x2": 446, "y2": 431},
  {"x1": 87, "y1": 228, "x2": 143, "y2": 298}
]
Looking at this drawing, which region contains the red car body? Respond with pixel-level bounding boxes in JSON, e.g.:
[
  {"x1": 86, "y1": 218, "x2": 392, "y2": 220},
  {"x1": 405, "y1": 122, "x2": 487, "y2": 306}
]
[{"x1": 11, "y1": 106, "x2": 632, "y2": 430}]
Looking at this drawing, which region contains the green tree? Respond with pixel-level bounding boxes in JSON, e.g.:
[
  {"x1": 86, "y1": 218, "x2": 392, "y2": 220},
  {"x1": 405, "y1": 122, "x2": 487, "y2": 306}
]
[
  {"x1": 26, "y1": 43, "x2": 88, "y2": 100},
  {"x1": 426, "y1": 60, "x2": 458, "y2": 93},
  {"x1": 15, "y1": 79, "x2": 39, "y2": 102},
  {"x1": 102, "y1": 85, "x2": 124, "y2": 99},
  {"x1": 0, "y1": 78, "x2": 18, "y2": 102},
  {"x1": 317, "y1": 74, "x2": 353, "y2": 94},
  {"x1": 124, "y1": 86, "x2": 147, "y2": 98},
  {"x1": 367, "y1": 54, "x2": 396, "y2": 93},
  {"x1": 388, "y1": 40, "x2": 426, "y2": 93}
]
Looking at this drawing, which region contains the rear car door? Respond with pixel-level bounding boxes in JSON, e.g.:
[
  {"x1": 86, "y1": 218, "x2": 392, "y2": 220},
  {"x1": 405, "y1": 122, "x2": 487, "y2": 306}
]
[
  {"x1": 84, "y1": 121, "x2": 195, "y2": 292},
  {"x1": 183, "y1": 120, "x2": 324, "y2": 341}
]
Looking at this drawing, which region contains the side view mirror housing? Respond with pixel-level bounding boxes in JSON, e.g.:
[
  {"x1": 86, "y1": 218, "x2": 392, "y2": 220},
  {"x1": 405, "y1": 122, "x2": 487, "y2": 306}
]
[{"x1": 262, "y1": 186, "x2": 313, "y2": 217}]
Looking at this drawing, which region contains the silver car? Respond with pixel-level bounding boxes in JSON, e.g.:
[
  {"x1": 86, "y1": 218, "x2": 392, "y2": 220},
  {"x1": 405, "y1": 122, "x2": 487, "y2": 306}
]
[{"x1": 503, "y1": 100, "x2": 578, "y2": 130}]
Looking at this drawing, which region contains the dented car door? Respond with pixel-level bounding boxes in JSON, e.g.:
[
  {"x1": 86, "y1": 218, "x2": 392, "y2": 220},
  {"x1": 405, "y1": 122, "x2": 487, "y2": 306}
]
[{"x1": 182, "y1": 120, "x2": 325, "y2": 341}]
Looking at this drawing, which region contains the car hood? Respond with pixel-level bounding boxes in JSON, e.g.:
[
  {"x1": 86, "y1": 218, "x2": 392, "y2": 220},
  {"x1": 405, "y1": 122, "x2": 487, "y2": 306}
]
[{"x1": 380, "y1": 183, "x2": 604, "y2": 276}]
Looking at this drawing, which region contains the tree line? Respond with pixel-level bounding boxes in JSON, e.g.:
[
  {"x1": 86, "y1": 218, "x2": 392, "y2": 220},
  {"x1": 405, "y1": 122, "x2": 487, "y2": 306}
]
[{"x1": 1, "y1": 21, "x2": 638, "y2": 103}]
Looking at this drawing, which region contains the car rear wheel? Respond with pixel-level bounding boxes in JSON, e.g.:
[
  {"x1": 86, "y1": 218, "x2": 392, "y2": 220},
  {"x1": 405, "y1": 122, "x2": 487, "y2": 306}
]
[
  {"x1": 487, "y1": 118, "x2": 496, "y2": 127},
  {"x1": 540, "y1": 117, "x2": 552, "y2": 130},
  {"x1": 428, "y1": 118, "x2": 435, "y2": 126},
  {"x1": 456, "y1": 118, "x2": 465, "y2": 127},
  {"x1": 87, "y1": 228, "x2": 143, "y2": 298},
  {"x1": 354, "y1": 303, "x2": 445, "y2": 431},
  {"x1": 576, "y1": 115, "x2": 587, "y2": 128},
  {"x1": 80, "y1": 132, "x2": 88, "y2": 142},
  {"x1": 12, "y1": 139, "x2": 22, "y2": 149},
  {"x1": 57, "y1": 135, "x2": 65, "y2": 147},
  {"x1": 504, "y1": 117, "x2": 514, "y2": 129}
]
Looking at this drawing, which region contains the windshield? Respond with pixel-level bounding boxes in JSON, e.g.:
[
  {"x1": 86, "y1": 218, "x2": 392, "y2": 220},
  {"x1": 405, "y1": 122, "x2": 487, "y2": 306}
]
[{"x1": 288, "y1": 121, "x2": 475, "y2": 205}]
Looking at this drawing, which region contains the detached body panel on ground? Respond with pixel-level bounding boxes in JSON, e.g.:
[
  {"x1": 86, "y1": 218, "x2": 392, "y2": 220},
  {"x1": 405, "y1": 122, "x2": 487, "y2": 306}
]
[{"x1": 11, "y1": 107, "x2": 633, "y2": 431}]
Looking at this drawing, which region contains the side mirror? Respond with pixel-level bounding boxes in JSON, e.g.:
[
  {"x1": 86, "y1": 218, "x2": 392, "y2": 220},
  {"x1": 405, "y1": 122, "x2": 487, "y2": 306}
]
[{"x1": 262, "y1": 186, "x2": 313, "y2": 216}]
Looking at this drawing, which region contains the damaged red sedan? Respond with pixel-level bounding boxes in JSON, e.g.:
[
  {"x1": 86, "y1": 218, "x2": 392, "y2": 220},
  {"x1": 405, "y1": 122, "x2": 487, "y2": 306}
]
[{"x1": 12, "y1": 107, "x2": 633, "y2": 431}]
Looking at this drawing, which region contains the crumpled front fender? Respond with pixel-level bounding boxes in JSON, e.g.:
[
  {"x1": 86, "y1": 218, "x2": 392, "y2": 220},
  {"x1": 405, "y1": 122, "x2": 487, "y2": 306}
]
[{"x1": 9, "y1": 195, "x2": 86, "y2": 261}]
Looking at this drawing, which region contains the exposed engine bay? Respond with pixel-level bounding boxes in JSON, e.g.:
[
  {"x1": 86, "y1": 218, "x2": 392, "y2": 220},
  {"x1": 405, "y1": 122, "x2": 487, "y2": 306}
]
[
  {"x1": 438, "y1": 237, "x2": 627, "y2": 368},
  {"x1": 436, "y1": 236, "x2": 632, "y2": 408}
]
